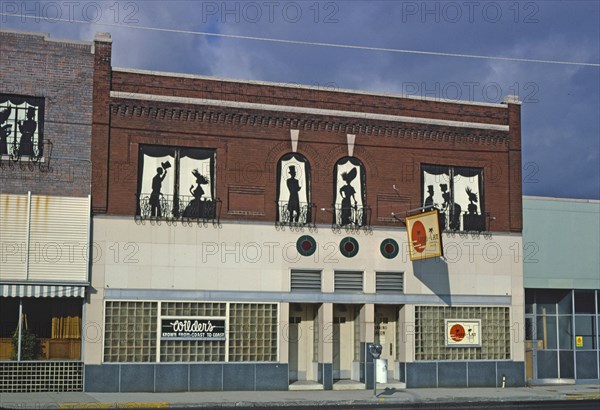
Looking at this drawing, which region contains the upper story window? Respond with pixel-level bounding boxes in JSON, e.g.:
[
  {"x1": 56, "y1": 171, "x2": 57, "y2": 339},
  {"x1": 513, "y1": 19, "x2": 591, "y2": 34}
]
[
  {"x1": 421, "y1": 164, "x2": 485, "y2": 232},
  {"x1": 137, "y1": 145, "x2": 217, "y2": 221},
  {"x1": 0, "y1": 95, "x2": 45, "y2": 161},
  {"x1": 333, "y1": 157, "x2": 368, "y2": 227},
  {"x1": 276, "y1": 153, "x2": 312, "y2": 226}
]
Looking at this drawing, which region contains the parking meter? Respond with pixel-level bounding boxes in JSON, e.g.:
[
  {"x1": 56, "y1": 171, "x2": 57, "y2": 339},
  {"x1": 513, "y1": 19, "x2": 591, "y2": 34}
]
[{"x1": 368, "y1": 344, "x2": 382, "y2": 397}]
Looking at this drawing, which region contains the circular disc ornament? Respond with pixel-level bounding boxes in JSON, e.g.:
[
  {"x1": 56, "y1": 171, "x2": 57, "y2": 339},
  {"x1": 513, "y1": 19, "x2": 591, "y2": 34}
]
[
  {"x1": 296, "y1": 235, "x2": 317, "y2": 257},
  {"x1": 339, "y1": 237, "x2": 359, "y2": 258},
  {"x1": 380, "y1": 238, "x2": 399, "y2": 259}
]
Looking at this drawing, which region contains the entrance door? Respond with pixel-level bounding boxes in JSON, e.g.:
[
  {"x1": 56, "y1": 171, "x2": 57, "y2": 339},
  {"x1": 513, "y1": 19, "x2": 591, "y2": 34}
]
[
  {"x1": 288, "y1": 317, "x2": 300, "y2": 382},
  {"x1": 289, "y1": 304, "x2": 316, "y2": 383},
  {"x1": 375, "y1": 305, "x2": 397, "y2": 379},
  {"x1": 528, "y1": 310, "x2": 576, "y2": 382},
  {"x1": 333, "y1": 304, "x2": 353, "y2": 380}
]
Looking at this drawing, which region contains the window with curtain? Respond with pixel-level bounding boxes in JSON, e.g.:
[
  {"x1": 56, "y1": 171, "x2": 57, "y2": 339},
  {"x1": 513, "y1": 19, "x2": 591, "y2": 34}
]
[
  {"x1": 137, "y1": 145, "x2": 216, "y2": 219},
  {"x1": 421, "y1": 164, "x2": 485, "y2": 232}
]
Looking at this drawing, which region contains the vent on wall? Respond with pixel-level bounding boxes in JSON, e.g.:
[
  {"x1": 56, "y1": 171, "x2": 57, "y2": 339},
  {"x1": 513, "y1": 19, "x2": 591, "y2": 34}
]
[
  {"x1": 376, "y1": 272, "x2": 404, "y2": 293},
  {"x1": 290, "y1": 270, "x2": 322, "y2": 292},
  {"x1": 334, "y1": 271, "x2": 364, "y2": 293}
]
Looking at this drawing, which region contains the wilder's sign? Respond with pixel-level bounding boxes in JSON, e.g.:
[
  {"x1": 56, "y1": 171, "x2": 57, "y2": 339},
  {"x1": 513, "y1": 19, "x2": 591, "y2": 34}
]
[{"x1": 161, "y1": 318, "x2": 226, "y2": 341}]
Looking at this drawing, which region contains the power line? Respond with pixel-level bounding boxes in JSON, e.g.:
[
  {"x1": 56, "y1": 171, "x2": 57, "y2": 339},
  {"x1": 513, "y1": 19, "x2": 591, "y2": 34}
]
[{"x1": 1, "y1": 12, "x2": 599, "y2": 68}]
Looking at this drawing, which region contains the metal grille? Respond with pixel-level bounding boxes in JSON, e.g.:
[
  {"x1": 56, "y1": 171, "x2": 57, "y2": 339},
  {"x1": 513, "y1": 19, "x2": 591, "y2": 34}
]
[
  {"x1": 291, "y1": 270, "x2": 321, "y2": 292},
  {"x1": 414, "y1": 306, "x2": 511, "y2": 360},
  {"x1": 0, "y1": 361, "x2": 83, "y2": 392},
  {"x1": 376, "y1": 272, "x2": 404, "y2": 293},
  {"x1": 334, "y1": 271, "x2": 363, "y2": 292}
]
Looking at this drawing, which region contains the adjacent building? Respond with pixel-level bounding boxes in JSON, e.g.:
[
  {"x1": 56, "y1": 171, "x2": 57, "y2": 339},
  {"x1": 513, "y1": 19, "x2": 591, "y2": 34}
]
[
  {"x1": 523, "y1": 196, "x2": 600, "y2": 384},
  {"x1": 0, "y1": 30, "x2": 95, "y2": 392},
  {"x1": 83, "y1": 33, "x2": 525, "y2": 392}
]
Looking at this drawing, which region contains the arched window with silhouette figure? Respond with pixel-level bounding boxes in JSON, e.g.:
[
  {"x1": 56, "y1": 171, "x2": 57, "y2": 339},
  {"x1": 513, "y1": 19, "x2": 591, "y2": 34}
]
[
  {"x1": 333, "y1": 157, "x2": 367, "y2": 227},
  {"x1": 276, "y1": 153, "x2": 311, "y2": 225}
]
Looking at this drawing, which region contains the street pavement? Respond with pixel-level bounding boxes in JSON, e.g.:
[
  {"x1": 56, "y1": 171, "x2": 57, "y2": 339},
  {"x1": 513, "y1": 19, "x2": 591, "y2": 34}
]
[{"x1": 0, "y1": 383, "x2": 599, "y2": 409}]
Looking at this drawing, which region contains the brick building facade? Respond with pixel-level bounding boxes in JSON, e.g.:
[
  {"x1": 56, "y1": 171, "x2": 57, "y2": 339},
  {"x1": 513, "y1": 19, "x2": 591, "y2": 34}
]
[
  {"x1": 83, "y1": 33, "x2": 525, "y2": 391},
  {"x1": 0, "y1": 30, "x2": 94, "y2": 392}
]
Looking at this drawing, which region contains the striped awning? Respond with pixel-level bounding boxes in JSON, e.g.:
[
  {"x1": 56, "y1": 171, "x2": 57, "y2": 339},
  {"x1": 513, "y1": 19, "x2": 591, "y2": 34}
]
[{"x1": 0, "y1": 284, "x2": 86, "y2": 298}]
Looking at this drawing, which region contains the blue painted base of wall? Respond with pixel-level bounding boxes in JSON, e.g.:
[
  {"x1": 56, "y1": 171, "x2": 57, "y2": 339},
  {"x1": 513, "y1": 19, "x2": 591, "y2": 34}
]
[
  {"x1": 85, "y1": 361, "x2": 525, "y2": 391},
  {"x1": 402, "y1": 361, "x2": 525, "y2": 388},
  {"x1": 317, "y1": 363, "x2": 333, "y2": 390},
  {"x1": 84, "y1": 363, "x2": 289, "y2": 392}
]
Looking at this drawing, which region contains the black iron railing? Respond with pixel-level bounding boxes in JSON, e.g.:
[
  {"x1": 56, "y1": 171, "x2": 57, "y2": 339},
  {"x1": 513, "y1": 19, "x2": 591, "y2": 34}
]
[
  {"x1": 0, "y1": 139, "x2": 52, "y2": 172},
  {"x1": 136, "y1": 193, "x2": 221, "y2": 225},
  {"x1": 332, "y1": 204, "x2": 372, "y2": 230},
  {"x1": 275, "y1": 201, "x2": 316, "y2": 228}
]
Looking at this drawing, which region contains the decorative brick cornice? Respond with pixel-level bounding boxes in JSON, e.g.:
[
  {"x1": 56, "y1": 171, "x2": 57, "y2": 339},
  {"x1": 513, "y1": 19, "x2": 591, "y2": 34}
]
[{"x1": 110, "y1": 99, "x2": 509, "y2": 147}]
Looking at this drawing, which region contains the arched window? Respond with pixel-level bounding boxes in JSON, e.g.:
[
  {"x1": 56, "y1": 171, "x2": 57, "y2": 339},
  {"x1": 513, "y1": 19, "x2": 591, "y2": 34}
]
[
  {"x1": 333, "y1": 157, "x2": 367, "y2": 227},
  {"x1": 276, "y1": 153, "x2": 311, "y2": 225}
]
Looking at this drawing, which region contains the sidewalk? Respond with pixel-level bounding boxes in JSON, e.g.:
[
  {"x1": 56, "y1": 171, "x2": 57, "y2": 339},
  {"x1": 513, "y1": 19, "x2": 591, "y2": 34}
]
[{"x1": 1, "y1": 384, "x2": 599, "y2": 409}]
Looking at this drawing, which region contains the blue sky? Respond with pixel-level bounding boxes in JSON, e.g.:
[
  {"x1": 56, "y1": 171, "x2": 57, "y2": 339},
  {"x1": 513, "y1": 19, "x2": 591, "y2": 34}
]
[{"x1": 2, "y1": 0, "x2": 599, "y2": 199}]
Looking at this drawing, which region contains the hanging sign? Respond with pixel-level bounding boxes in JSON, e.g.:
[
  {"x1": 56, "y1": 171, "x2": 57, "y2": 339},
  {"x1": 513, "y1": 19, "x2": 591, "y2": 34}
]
[
  {"x1": 405, "y1": 209, "x2": 443, "y2": 261},
  {"x1": 445, "y1": 319, "x2": 481, "y2": 347},
  {"x1": 161, "y1": 318, "x2": 226, "y2": 341}
]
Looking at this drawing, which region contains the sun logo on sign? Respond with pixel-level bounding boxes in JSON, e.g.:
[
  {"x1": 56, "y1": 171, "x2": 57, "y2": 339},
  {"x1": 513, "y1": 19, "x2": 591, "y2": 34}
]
[
  {"x1": 411, "y1": 221, "x2": 427, "y2": 253},
  {"x1": 450, "y1": 324, "x2": 466, "y2": 342}
]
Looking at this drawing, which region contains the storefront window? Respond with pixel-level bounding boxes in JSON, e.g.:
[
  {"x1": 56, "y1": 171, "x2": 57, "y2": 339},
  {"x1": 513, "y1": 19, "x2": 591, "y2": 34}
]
[
  {"x1": 575, "y1": 316, "x2": 596, "y2": 350},
  {"x1": 103, "y1": 301, "x2": 278, "y2": 363},
  {"x1": 414, "y1": 306, "x2": 510, "y2": 361},
  {"x1": 558, "y1": 316, "x2": 573, "y2": 350},
  {"x1": 0, "y1": 298, "x2": 82, "y2": 361},
  {"x1": 535, "y1": 289, "x2": 571, "y2": 315},
  {"x1": 536, "y1": 315, "x2": 557, "y2": 350},
  {"x1": 525, "y1": 290, "x2": 534, "y2": 314},
  {"x1": 574, "y1": 291, "x2": 596, "y2": 314}
]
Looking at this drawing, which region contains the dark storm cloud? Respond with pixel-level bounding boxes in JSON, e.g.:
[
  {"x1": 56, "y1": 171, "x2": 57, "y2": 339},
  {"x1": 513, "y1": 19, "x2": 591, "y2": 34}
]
[{"x1": 2, "y1": 0, "x2": 598, "y2": 199}]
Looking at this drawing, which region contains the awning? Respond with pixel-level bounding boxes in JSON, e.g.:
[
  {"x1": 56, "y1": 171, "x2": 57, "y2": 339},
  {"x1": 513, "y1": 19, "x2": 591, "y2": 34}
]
[{"x1": 0, "y1": 284, "x2": 86, "y2": 298}]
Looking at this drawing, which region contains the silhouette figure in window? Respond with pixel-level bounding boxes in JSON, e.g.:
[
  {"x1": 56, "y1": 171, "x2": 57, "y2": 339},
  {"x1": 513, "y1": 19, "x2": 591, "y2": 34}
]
[
  {"x1": 424, "y1": 185, "x2": 435, "y2": 209},
  {"x1": 150, "y1": 166, "x2": 167, "y2": 217},
  {"x1": 18, "y1": 107, "x2": 37, "y2": 157},
  {"x1": 440, "y1": 183, "x2": 461, "y2": 230},
  {"x1": 183, "y1": 169, "x2": 209, "y2": 218},
  {"x1": 286, "y1": 165, "x2": 301, "y2": 223},
  {"x1": 339, "y1": 167, "x2": 358, "y2": 226},
  {"x1": 0, "y1": 107, "x2": 11, "y2": 156},
  {"x1": 466, "y1": 187, "x2": 478, "y2": 214}
]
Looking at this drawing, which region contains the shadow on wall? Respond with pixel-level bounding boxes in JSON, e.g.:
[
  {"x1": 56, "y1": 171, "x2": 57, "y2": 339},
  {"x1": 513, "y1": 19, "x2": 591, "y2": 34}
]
[{"x1": 413, "y1": 257, "x2": 450, "y2": 304}]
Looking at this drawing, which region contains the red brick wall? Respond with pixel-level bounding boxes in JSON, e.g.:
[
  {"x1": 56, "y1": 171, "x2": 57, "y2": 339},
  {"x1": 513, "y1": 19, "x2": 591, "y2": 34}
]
[
  {"x1": 111, "y1": 71, "x2": 509, "y2": 126},
  {"x1": 93, "y1": 42, "x2": 522, "y2": 232}
]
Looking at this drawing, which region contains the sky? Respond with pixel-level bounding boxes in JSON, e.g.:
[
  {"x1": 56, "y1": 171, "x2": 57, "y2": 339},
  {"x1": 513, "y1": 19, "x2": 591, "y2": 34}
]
[{"x1": 1, "y1": 0, "x2": 599, "y2": 199}]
